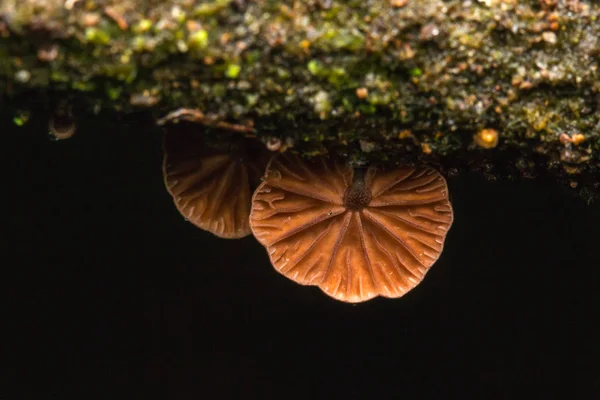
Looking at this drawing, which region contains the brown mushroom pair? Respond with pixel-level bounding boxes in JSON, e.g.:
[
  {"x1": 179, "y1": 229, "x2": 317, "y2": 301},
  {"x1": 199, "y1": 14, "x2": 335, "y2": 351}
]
[{"x1": 163, "y1": 130, "x2": 453, "y2": 302}]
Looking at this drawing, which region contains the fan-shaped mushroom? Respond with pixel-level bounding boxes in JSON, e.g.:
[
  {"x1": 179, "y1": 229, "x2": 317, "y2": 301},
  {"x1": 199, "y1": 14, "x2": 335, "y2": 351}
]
[
  {"x1": 48, "y1": 110, "x2": 76, "y2": 140},
  {"x1": 249, "y1": 154, "x2": 454, "y2": 303},
  {"x1": 163, "y1": 129, "x2": 268, "y2": 239}
]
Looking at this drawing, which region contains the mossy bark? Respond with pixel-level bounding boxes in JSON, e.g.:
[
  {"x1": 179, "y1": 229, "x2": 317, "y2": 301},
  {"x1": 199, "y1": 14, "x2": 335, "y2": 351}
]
[{"x1": 1, "y1": 0, "x2": 599, "y2": 197}]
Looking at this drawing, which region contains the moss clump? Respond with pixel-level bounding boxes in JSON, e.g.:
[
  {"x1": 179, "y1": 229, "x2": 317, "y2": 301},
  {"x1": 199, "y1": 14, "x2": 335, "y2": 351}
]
[
  {"x1": 187, "y1": 29, "x2": 209, "y2": 50},
  {"x1": 0, "y1": 0, "x2": 599, "y2": 197},
  {"x1": 84, "y1": 27, "x2": 111, "y2": 46}
]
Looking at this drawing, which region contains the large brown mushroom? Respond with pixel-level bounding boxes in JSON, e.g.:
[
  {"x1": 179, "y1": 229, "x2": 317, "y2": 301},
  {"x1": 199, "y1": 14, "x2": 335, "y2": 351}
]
[
  {"x1": 249, "y1": 154, "x2": 454, "y2": 303},
  {"x1": 162, "y1": 128, "x2": 268, "y2": 239}
]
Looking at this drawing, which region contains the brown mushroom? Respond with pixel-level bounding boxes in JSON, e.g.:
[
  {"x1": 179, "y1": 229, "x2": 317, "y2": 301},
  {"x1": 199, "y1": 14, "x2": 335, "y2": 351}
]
[
  {"x1": 48, "y1": 110, "x2": 76, "y2": 140},
  {"x1": 163, "y1": 128, "x2": 268, "y2": 239},
  {"x1": 249, "y1": 154, "x2": 454, "y2": 303}
]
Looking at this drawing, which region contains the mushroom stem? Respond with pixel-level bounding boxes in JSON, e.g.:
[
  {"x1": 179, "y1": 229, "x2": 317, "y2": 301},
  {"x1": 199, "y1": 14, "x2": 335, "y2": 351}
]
[
  {"x1": 352, "y1": 167, "x2": 367, "y2": 185},
  {"x1": 344, "y1": 167, "x2": 372, "y2": 210}
]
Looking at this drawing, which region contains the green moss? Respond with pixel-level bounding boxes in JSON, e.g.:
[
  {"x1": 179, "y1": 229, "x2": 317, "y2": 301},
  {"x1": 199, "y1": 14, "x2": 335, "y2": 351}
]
[
  {"x1": 367, "y1": 92, "x2": 392, "y2": 106},
  {"x1": 308, "y1": 60, "x2": 323, "y2": 76},
  {"x1": 193, "y1": 0, "x2": 232, "y2": 17},
  {"x1": 317, "y1": 25, "x2": 365, "y2": 51},
  {"x1": 244, "y1": 50, "x2": 261, "y2": 64},
  {"x1": 106, "y1": 86, "x2": 123, "y2": 100},
  {"x1": 71, "y1": 80, "x2": 96, "y2": 91},
  {"x1": 409, "y1": 68, "x2": 422, "y2": 77},
  {"x1": 85, "y1": 27, "x2": 111, "y2": 46},
  {"x1": 357, "y1": 103, "x2": 376, "y2": 115},
  {"x1": 1, "y1": 0, "x2": 600, "y2": 196},
  {"x1": 246, "y1": 93, "x2": 259, "y2": 107},
  {"x1": 12, "y1": 111, "x2": 30, "y2": 126},
  {"x1": 225, "y1": 63, "x2": 241, "y2": 79},
  {"x1": 307, "y1": 60, "x2": 352, "y2": 88},
  {"x1": 133, "y1": 19, "x2": 153, "y2": 34},
  {"x1": 212, "y1": 83, "x2": 227, "y2": 97},
  {"x1": 188, "y1": 30, "x2": 209, "y2": 50}
]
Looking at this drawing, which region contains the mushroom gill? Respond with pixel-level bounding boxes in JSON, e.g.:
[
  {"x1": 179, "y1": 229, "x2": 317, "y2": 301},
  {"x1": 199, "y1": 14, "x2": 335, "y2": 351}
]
[
  {"x1": 249, "y1": 154, "x2": 454, "y2": 303},
  {"x1": 162, "y1": 128, "x2": 268, "y2": 239}
]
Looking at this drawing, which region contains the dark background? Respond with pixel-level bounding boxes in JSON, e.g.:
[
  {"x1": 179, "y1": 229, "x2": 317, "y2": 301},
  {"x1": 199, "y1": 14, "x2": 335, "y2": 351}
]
[{"x1": 2, "y1": 114, "x2": 600, "y2": 399}]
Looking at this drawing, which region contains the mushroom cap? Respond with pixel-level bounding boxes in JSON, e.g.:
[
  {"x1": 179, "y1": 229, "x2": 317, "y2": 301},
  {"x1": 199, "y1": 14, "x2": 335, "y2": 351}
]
[
  {"x1": 49, "y1": 112, "x2": 76, "y2": 140},
  {"x1": 163, "y1": 129, "x2": 267, "y2": 239},
  {"x1": 249, "y1": 154, "x2": 454, "y2": 303}
]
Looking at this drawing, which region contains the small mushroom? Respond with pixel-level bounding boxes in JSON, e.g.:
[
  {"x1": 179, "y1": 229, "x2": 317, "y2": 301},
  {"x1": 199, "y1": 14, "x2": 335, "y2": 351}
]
[
  {"x1": 48, "y1": 110, "x2": 76, "y2": 140},
  {"x1": 163, "y1": 128, "x2": 268, "y2": 239},
  {"x1": 250, "y1": 154, "x2": 454, "y2": 303}
]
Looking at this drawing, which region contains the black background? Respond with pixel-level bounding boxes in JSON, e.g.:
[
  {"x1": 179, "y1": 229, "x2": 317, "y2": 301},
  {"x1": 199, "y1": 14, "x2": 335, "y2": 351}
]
[{"x1": 3, "y1": 115, "x2": 600, "y2": 398}]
